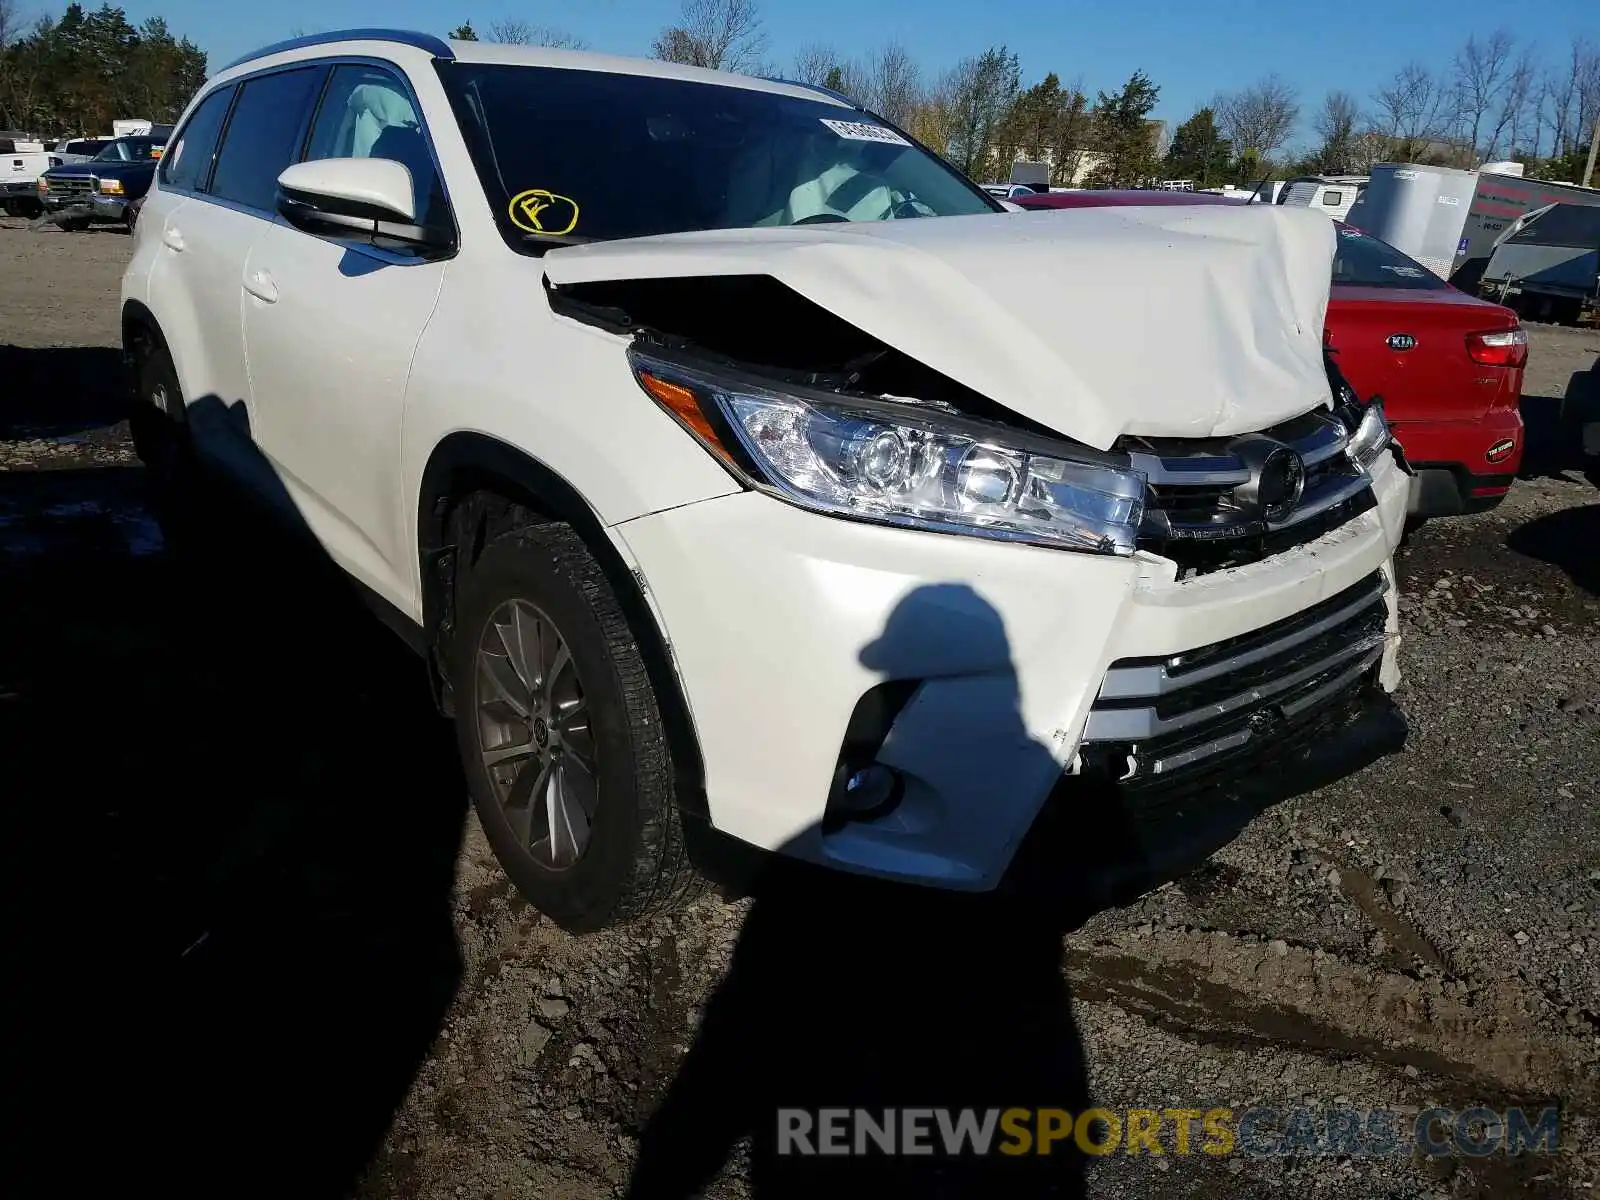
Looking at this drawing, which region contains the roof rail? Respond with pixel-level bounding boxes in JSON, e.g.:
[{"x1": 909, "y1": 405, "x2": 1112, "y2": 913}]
[
  {"x1": 763, "y1": 77, "x2": 861, "y2": 109},
  {"x1": 220, "y1": 28, "x2": 456, "y2": 73}
]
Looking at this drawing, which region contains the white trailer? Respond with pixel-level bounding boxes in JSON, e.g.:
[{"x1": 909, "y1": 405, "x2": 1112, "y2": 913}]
[
  {"x1": 1276, "y1": 175, "x2": 1368, "y2": 222},
  {"x1": 1346, "y1": 162, "x2": 1600, "y2": 289}
]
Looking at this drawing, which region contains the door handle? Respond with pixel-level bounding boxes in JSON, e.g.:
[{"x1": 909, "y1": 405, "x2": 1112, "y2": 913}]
[
  {"x1": 162, "y1": 225, "x2": 184, "y2": 251},
  {"x1": 244, "y1": 268, "x2": 278, "y2": 304}
]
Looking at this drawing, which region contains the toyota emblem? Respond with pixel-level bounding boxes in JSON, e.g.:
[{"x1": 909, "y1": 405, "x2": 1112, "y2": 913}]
[
  {"x1": 1386, "y1": 333, "x2": 1417, "y2": 351},
  {"x1": 1258, "y1": 448, "x2": 1307, "y2": 523}
]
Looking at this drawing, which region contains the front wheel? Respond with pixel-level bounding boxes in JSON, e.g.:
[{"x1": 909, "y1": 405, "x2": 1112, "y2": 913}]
[{"x1": 450, "y1": 522, "x2": 705, "y2": 931}]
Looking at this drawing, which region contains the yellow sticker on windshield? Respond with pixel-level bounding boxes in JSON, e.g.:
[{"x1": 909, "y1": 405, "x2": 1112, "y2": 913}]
[{"x1": 509, "y1": 189, "x2": 579, "y2": 235}]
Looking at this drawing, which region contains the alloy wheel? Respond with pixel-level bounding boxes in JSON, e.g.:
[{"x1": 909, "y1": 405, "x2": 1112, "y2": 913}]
[{"x1": 474, "y1": 599, "x2": 598, "y2": 869}]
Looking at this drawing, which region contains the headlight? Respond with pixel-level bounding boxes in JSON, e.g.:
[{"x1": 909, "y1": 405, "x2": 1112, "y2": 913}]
[
  {"x1": 1346, "y1": 398, "x2": 1392, "y2": 471},
  {"x1": 97, "y1": 178, "x2": 123, "y2": 194},
  {"x1": 628, "y1": 348, "x2": 1147, "y2": 555}
]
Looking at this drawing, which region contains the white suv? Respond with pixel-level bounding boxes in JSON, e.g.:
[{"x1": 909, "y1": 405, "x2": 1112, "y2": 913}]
[{"x1": 122, "y1": 30, "x2": 1410, "y2": 930}]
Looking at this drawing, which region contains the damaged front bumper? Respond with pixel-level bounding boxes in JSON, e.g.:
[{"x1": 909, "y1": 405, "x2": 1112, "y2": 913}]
[{"x1": 613, "y1": 449, "x2": 1410, "y2": 890}]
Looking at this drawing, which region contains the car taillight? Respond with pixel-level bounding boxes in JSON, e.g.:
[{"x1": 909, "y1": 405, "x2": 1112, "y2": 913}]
[{"x1": 1465, "y1": 327, "x2": 1528, "y2": 368}]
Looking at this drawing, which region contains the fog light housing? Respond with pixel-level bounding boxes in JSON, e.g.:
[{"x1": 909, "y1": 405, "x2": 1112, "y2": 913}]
[{"x1": 824, "y1": 764, "x2": 905, "y2": 827}]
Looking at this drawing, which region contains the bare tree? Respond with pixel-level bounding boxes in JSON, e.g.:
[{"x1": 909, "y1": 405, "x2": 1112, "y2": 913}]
[
  {"x1": 1540, "y1": 36, "x2": 1600, "y2": 157},
  {"x1": 0, "y1": 0, "x2": 20, "y2": 48},
  {"x1": 486, "y1": 17, "x2": 587, "y2": 49},
  {"x1": 1373, "y1": 62, "x2": 1451, "y2": 160},
  {"x1": 1311, "y1": 90, "x2": 1361, "y2": 173},
  {"x1": 1451, "y1": 30, "x2": 1515, "y2": 158},
  {"x1": 1488, "y1": 49, "x2": 1539, "y2": 159},
  {"x1": 650, "y1": 0, "x2": 767, "y2": 74},
  {"x1": 1215, "y1": 74, "x2": 1300, "y2": 159},
  {"x1": 862, "y1": 42, "x2": 921, "y2": 128},
  {"x1": 790, "y1": 42, "x2": 837, "y2": 86}
]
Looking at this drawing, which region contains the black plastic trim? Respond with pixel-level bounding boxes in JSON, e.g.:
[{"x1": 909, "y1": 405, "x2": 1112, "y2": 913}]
[{"x1": 416, "y1": 432, "x2": 709, "y2": 819}]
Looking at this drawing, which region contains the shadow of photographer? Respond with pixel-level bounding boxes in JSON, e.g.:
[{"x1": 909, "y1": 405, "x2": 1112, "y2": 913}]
[
  {"x1": 628, "y1": 578, "x2": 1411, "y2": 1198},
  {"x1": 3, "y1": 374, "x2": 469, "y2": 1199}
]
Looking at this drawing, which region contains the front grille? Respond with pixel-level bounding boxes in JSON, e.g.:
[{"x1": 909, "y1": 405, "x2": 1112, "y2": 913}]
[
  {"x1": 1078, "y1": 571, "x2": 1390, "y2": 795},
  {"x1": 1126, "y1": 410, "x2": 1376, "y2": 576},
  {"x1": 47, "y1": 176, "x2": 92, "y2": 200}
]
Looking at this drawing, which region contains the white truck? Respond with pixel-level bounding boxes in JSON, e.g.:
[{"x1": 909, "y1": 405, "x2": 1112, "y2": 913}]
[{"x1": 2, "y1": 138, "x2": 60, "y2": 218}]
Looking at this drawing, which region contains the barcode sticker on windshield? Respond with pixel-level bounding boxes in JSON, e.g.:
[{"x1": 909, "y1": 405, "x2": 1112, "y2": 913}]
[{"x1": 820, "y1": 118, "x2": 910, "y2": 146}]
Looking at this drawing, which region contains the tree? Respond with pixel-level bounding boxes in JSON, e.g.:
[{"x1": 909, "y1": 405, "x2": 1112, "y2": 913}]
[
  {"x1": 858, "y1": 42, "x2": 921, "y2": 128},
  {"x1": 1088, "y1": 69, "x2": 1161, "y2": 187},
  {"x1": 790, "y1": 42, "x2": 835, "y2": 86},
  {"x1": 942, "y1": 46, "x2": 1019, "y2": 179},
  {"x1": 124, "y1": 16, "x2": 206, "y2": 122},
  {"x1": 1163, "y1": 106, "x2": 1231, "y2": 186},
  {"x1": 1488, "y1": 49, "x2": 1538, "y2": 159},
  {"x1": 1540, "y1": 36, "x2": 1600, "y2": 159},
  {"x1": 1373, "y1": 61, "x2": 1452, "y2": 161},
  {"x1": 1451, "y1": 30, "x2": 1515, "y2": 158},
  {"x1": 0, "y1": 4, "x2": 206, "y2": 133},
  {"x1": 1215, "y1": 73, "x2": 1299, "y2": 160},
  {"x1": 486, "y1": 18, "x2": 586, "y2": 49},
  {"x1": 448, "y1": 22, "x2": 479, "y2": 40},
  {"x1": 1308, "y1": 90, "x2": 1361, "y2": 173},
  {"x1": 650, "y1": 0, "x2": 766, "y2": 74},
  {"x1": 991, "y1": 72, "x2": 1089, "y2": 185}
]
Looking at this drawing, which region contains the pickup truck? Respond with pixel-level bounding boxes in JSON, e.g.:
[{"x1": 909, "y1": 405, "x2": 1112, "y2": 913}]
[
  {"x1": 1, "y1": 138, "x2": 77, "y2": 218},
  {"x1": 39, "y1": 135, "x2": 166, "y2": 231}
]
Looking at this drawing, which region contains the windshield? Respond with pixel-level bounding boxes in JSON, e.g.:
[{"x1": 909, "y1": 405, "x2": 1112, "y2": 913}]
[
  {"x1": 93, "y1": 137, "x2": 163, "y2": 163},
  {"x1": 436, "y1": 64, "x2": 998, "y2": 248},
  {"x1": 1331, "y1": 225, "x2": 1448, "y2": 290}
]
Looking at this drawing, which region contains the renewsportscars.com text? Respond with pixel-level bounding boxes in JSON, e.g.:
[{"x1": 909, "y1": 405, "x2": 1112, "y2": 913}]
[{"x1": 776, "y1": 1106, "x2": 1559, "y2": 1158}]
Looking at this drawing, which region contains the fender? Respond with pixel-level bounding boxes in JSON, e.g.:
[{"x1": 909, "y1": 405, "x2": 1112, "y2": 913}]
[{"x1": 416, "y1": 431, "x2": 708, "y2": 818}]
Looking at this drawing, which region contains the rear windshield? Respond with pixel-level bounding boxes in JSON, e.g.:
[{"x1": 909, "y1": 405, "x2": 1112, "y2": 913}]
[
  {"x1": 93, "y1": 137, "x2": 164, "y2": 162},
  {"x1": 436, "y1": 63, "x2": 998, "y2": 249},
  {"x1": 1331, "y1": 225, "x2": 1447, "y2": 290}
]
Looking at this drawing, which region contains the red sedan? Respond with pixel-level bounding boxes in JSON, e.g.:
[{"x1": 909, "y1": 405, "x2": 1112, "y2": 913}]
[{"x1": 1014, "y1": 190, "x2": 1528, "y2": 518}]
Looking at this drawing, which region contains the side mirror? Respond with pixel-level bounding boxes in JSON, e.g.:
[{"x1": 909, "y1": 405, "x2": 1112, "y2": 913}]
[{"x1": 276, "y1": 157, "x2": 449, "y2": 250}]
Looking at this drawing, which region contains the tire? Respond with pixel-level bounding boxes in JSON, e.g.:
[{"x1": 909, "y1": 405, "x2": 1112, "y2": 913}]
[
  {"x1": 57, "y1": 216, "x2": 92, "y2": 232},
  {"x1": 128, "y1": 341, "x2": 193, "y2": 486},
  {"x1": 450, "y1": 522, "x2": 705, "y2": 931},
  {"x1": 127, "y1": 338, "x2": 218, "y2": 557}
]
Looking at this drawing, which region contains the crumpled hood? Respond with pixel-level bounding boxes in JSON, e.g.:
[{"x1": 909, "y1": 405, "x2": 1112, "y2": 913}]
[{"x1": 542, "y1": 205, "x2": 1338, "y2": 450}]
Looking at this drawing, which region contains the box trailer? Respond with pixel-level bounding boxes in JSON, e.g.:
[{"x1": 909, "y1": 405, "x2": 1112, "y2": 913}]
[
  {"x1": 1346, "y1": 162, "x2": 1600, "y2": 289},
  {"x1": 1480, "y1": 203, "x2": 1600, "y2": 323}
]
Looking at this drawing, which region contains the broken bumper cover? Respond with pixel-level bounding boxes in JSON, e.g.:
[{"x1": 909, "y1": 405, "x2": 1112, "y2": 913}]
[{"x1": 614, "y1": 451, "x2": 1409, "y2": 890}]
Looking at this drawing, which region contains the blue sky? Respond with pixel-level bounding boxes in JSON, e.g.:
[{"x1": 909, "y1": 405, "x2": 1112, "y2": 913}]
[{"x1": 53, "y1": 0, "x2": 1599, "y2": 149}]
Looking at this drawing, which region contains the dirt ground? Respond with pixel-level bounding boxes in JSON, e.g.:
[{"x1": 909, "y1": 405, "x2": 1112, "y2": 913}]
[{"x1": 2, "y1": 218, "x2": 1596, "y2": 1199}]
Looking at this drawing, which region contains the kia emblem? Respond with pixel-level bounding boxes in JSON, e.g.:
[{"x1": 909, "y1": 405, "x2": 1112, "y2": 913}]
[{"x1": 1386, "y1": 333, "x2": 1417, "y2": 351}]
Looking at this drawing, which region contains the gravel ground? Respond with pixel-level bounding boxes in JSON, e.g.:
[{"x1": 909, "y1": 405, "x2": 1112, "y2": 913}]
[{"x1": 2, "y1": 217, "x2": 1596, "y2": 1198}]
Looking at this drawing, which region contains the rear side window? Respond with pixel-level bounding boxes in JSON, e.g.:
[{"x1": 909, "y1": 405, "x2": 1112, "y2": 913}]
[
  {"x1": 1332, "y1": 227, "x2": 1448, "y2": 290},
  {"x1": 209, "y1": 66, "x2": 323, "y2": 212},
  {"x1": 159, "y1": 85, "x2": 234, "y2": 192}
]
